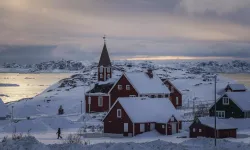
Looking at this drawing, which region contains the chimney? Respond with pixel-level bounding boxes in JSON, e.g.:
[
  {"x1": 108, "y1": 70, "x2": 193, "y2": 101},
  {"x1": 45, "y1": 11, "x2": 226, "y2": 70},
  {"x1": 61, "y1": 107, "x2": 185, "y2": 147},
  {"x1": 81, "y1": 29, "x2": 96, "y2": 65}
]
[{"x1": 146, "y1": 68, "x2": 153, "y2": 78}]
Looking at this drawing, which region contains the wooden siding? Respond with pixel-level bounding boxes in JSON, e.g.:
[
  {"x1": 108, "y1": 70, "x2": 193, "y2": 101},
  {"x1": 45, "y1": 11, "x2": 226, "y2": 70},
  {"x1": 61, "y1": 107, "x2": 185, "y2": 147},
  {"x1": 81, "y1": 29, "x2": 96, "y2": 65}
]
[
  {"x1": 85, "y1": 95, "x2": 109, "y2": 113},
  {"x1": 109, "y1": 75, "x2": 138, "y2": 105},
  {"x1": 103, "y1": 102, "x2": 134, "y2": 136},
  {"x1": 163, "y1": 80, "x2": 182, "y2": 108},
  {"x1": 155, "y1": 123, "x2": 166, "y2": 134},
  {"x1": 209, "y1": 95, "x2": 244, "y2": 118}
]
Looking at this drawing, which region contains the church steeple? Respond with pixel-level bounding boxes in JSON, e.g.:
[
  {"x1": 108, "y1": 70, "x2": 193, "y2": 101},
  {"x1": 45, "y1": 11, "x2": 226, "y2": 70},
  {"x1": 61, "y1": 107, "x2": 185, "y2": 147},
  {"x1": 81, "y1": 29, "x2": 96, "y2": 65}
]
[{"x1": 98, "y1": 35, "x2": 112, "y2": 81}]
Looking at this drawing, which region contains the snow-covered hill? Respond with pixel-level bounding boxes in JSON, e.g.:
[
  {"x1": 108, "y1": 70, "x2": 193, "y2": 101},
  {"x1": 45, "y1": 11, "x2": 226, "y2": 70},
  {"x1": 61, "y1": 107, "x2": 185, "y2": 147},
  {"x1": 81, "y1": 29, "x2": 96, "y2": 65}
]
[{"x1": 1, "y1": 59, "x2": 250, "y2": 73}]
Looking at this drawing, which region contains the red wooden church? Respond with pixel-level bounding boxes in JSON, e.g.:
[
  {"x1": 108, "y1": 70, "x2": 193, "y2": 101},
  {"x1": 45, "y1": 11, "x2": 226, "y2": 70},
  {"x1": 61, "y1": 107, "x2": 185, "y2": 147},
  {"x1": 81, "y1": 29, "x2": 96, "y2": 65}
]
[
  {"x1": 85, "y1": 37, "x2": 182, "y2": 113},
  {"x1": 103, "y1": 97, "x2": 182, "y2": 136}
]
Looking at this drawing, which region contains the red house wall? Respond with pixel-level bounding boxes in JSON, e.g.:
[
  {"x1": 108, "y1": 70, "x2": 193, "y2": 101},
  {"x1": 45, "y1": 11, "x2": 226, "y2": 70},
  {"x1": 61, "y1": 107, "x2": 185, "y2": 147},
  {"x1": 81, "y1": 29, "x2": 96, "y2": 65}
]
[
  {"x1": 164, "y1": 80, "x2": 182, "y2": 108},
  {"x1": 134, "y1": 123, "x2": 152, "y2": 136},
  {"x1": 156, "y1": 123, "x2": 166, "y2": 134},
  {"x1": 103, "y1": 102, "x2": 134, "y2": 136},
  {"x1": 85, "y1": 95, "x2": 109, "y2": 113},
  {"x1": 109, "y1": 75, "x2": 138, "y2": 105}
]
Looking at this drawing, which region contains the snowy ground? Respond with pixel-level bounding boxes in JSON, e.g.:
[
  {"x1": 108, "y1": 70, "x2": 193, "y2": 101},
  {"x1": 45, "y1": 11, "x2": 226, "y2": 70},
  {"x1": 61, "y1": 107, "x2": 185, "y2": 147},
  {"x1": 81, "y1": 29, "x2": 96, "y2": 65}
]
[{"x1": 1, "y1": 60, "x2": 250, "y2": 149}]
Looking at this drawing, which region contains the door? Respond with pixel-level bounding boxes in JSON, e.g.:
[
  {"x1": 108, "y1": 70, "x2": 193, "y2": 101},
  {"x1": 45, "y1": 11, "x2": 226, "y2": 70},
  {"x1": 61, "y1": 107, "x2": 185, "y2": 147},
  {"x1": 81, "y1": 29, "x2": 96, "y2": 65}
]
[
  {"x1": 171, "y1": 123, "x2": 177, "y2": 134},
  {"x1": 124, "y1": 123, "x2": 128, "y2": 132},
  {"x1": 150, "y1": 123, "x2": 155, "y2": 130}
]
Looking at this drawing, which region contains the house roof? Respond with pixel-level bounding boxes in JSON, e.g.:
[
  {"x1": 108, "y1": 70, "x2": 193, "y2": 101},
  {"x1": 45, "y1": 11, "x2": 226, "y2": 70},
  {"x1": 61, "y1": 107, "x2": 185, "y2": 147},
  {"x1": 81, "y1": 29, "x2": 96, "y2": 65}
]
[
  {"x1": 98, "y1": 43, "x2": 111, "y2": 67},
  {"x1": 0, "y1": 98, "x2": 10, "y2": 117},
  {"x1": 197, "y1": 117, "x2": 237, "y2": 130},
  {"x1": 228, "y1": 84, "x2": 246, "y2": 91},
  {"x1": 125, "y1": 72, "x2": 170, "y2": 94},
  {"x1": 86, "y1": 79, "x2": 116, "y2": 94},
  {"x1": 225, "y1": 91, "x2": 250, "y2": 111},
  {"x1": 162, "y1": 79, "x2": 182, "y2": 94},
  {"x1": 117, "y1": 97, "x2": 181, "y2": 123}
]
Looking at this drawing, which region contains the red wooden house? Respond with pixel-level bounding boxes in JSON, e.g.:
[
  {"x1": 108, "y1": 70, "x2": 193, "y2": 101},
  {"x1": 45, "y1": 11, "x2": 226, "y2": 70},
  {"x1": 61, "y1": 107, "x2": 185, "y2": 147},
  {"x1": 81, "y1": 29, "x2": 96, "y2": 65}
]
[
  {"x1": 162, "y1": 79, "x2": 182, "y2": 108},
  {"x1": 189, "y1": 117, "x2": 237, "y2": 138},
  {"x1": 103, "y1": 97, "x2": 182, "y2": 136},
  {"x1": 108, "y1": 70, "x2": 171, "y2": 107}
]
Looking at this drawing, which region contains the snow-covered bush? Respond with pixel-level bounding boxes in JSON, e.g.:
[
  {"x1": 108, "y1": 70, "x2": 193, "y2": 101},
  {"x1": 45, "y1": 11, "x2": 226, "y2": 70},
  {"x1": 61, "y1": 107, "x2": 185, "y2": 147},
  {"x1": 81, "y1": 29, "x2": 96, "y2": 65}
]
[{"x1": 64, "y1": 134, "x2": 82, "y2": 144}]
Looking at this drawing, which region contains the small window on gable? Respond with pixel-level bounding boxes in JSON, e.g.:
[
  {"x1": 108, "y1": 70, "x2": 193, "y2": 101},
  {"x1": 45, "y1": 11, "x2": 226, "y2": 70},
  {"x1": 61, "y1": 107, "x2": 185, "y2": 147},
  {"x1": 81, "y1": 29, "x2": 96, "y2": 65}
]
[
  {"x1": 98, "y1": 97, "x2": 103, "y2": 107},
  {"x1": 126, "y1": 85, "x2": 130, "y2": 90},
  {"x1": 117, "y1": 109, "x2": 121, "y2": 118},
  {"x1": 118, "y1": 85, "x2": 122, "y2": 90},
  {"x1": 176, "y1": 97, "x2": 179, "y2": 105},
  {"x1": 193, "y1": 128, "x2": 196, "y2": 132},
  {"x1": 170, "y1": 116, "x2": 174, "y2": 122},
  {"x1": 199, "y1": 129, "x2": 202, "y2": 132},
  {"x1": 100, "y1": 74, "x2": 103, "y2": 78},
  {"x1": 100, "y1": 66, "x2": 103, "y2": 73},
  {"x1": 223, "y1": 97, "x2": 229, "y2": 105}
]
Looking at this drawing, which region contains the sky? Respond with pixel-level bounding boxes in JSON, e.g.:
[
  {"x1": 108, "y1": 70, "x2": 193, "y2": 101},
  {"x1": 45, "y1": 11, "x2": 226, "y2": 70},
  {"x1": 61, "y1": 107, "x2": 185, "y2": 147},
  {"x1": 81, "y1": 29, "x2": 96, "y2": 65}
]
[{"x1": 0, "y1": 0, "x2": 250, "y2": 64}]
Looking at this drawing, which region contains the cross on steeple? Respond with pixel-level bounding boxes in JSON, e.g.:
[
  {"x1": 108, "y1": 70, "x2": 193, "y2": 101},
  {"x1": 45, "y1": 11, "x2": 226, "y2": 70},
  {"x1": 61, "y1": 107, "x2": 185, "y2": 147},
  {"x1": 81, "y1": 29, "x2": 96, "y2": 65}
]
[{"x1": 103, "y1": 35, "x2": 106, "y2": 43}]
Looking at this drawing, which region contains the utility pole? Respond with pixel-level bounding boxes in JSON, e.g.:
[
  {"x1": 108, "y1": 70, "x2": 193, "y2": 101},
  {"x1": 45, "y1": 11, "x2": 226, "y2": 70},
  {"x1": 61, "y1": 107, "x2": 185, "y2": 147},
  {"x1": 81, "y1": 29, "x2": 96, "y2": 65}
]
[
  {"x1": 81, "y1": 100, "x2": 82, "y2": 114},
  {"x1": 11, "y1": 106, "x2": 14, "y2": 122},
  {"x1": 214, "y1": 75, "x2": 217, "y2": 146}
]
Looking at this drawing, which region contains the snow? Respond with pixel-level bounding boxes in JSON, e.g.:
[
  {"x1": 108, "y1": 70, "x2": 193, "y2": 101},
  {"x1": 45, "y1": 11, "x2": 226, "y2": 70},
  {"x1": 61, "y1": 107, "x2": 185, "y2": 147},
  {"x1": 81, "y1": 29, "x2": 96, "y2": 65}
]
[
  {"x1": 116, "y1": 97, "x2": 181, "y2": 123},
  {"x1": 2, "y1": 119, "x2": 49, "y2": 133},
  {"x1": 228, "y1": 84, "x2": 247, "y2": 91},
  {"x1": 198, "y1": 117, "x2": 236, "y2": 129},
  {"x1": 125, "y1": 72, "x2": 170, "y2": 94},
  {"x1": 226, "y1": 92, "x2": 250, "y2": 111},
  {"x1": 0, "y1": 98, "x2": 10, "y2": 118}
]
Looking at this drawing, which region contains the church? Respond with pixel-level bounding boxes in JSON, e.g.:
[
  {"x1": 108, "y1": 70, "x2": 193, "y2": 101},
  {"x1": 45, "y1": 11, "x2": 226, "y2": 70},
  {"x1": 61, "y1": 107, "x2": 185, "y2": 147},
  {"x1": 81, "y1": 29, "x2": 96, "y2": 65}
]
[{"x1": 85, "y1": 37, "x2": 182, "y2": 113}]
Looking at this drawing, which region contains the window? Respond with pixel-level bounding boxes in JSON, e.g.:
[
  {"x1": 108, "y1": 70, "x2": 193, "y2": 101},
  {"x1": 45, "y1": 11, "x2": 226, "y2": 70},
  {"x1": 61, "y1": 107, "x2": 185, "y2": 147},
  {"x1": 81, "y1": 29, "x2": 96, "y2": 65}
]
[
  {"x1": 118, "y1": 85, "x2": 122, "y2": 90},
  {"x1": 216, "y1": 111, "x2": 225, "y2": 118},
  {"x1": 100, "y1": 66, "x2": 103, "y2": 73},
  {"x1": 98, "y1": 97, "x2": 103, "y2": 107},
  {"x1": 170, "y1": 116, "x2": 174, "y2": 121},
  {"x1": 126, "y1": 85, "x2": 130, "y2": 90},
  {"x1": 193, "y1": 128, "x2": 196, "y2": 132},
  {"x1": 88, "y1": 97, "x2": 91, "y2": 104},
  {"x1": 171, "y1": 86, "x2": 174, "y2": 93},
  {"x1": 107, "y1": 67, "x2": 110, "y2": 73},
  {"x1": 176, "y1": 97, "x2": 179, "y2": 105},
  {"x1": 223, "y1": 97, "x2": 229, "y2": 105},
  {"x1": 199, "y1": 129, "x2": 202, "y2": 132},
  {"x1": 100, "y1": 74, "x2": 103, "y2": 78},
  {"x1": 162, "y1": 125, "x2": 165, "y2": 128},
  {"x1": 140, "y1": 124, "x2": 145, "y2": 132},
  {"x1": 165, "y1": 94, "x2": 168, "y2": 98},
  {"x1": 129, "y1": 95, "x2": 136, "y2": 97},
  {"x1": 107, "y1": 74, "x2": 110, "y2": 79},
  {"x1": 117, "y1": 109, "x2": 121, "y2": 118}
]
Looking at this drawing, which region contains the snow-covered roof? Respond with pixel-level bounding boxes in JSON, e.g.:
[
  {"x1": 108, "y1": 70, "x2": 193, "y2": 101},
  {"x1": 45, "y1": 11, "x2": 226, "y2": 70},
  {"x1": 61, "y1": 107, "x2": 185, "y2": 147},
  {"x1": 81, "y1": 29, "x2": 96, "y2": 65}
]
[
  {"x1": 125, "y1": 72, "x2": 170, "y2": 94},
  {"x1": 118, "y1": 97, "x2": 181, "y2": 123},
  {"x1": 228, "y1": 84, "x2": 246, "y2": 91},
  {"x1": 0, "y1": 98, "x2": 10, "y2": 118},
  {"x1": 197, "y1": 117, "x2": 237, "y2": 129},
  {"x1": 226, "y1": 92, "x2": 250, "y2": 111}
]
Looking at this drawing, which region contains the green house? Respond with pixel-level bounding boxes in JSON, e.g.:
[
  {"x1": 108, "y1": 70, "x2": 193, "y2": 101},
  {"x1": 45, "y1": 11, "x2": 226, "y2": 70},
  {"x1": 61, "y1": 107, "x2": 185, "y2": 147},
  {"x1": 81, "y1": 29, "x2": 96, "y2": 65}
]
[{"x1": 209, "y1": 91, "x2": 250, "y2": 118}]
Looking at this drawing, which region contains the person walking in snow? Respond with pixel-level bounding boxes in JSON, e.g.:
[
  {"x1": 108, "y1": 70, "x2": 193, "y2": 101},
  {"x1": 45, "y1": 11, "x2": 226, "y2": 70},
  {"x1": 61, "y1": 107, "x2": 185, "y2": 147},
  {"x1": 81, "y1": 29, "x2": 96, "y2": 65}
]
[{"x1": 56, "y1": 128, "x2": 62, "y2": 139}]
